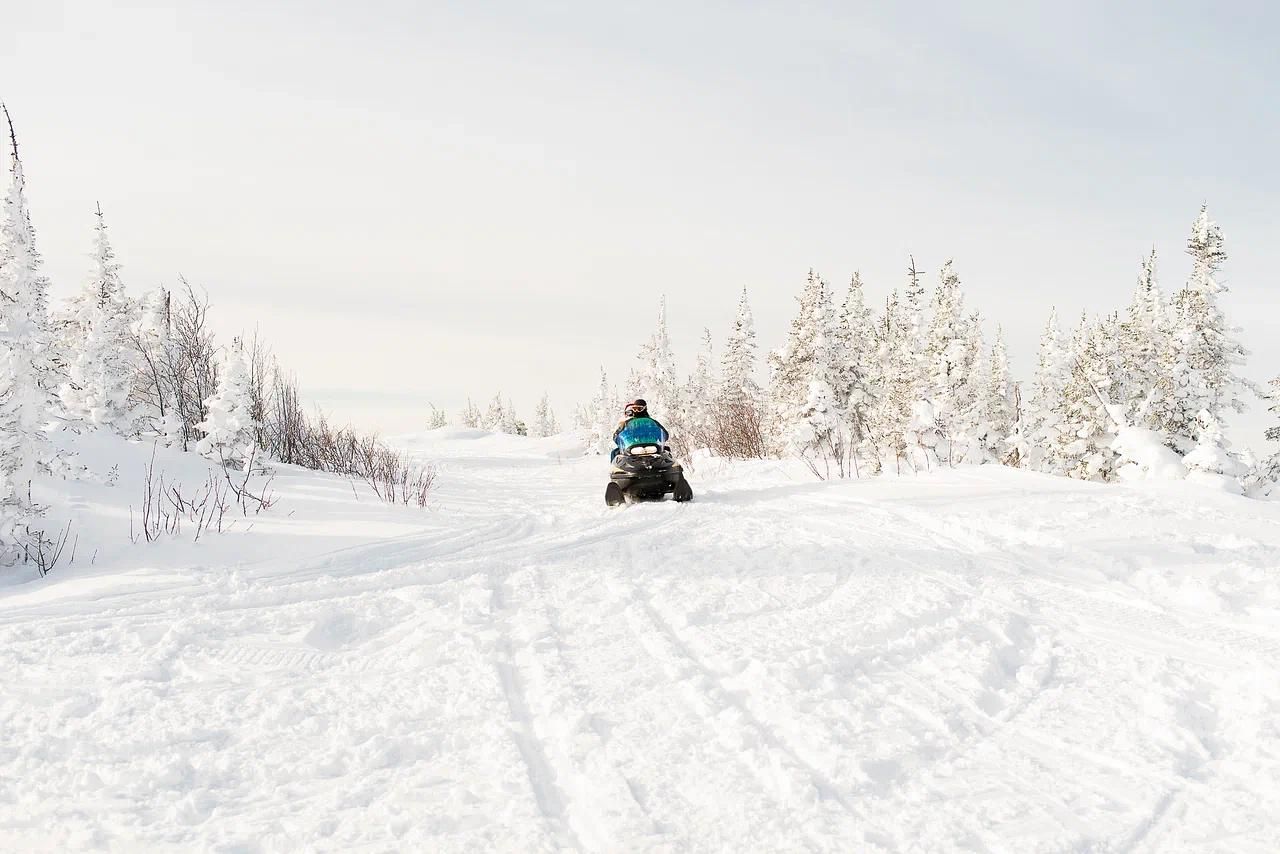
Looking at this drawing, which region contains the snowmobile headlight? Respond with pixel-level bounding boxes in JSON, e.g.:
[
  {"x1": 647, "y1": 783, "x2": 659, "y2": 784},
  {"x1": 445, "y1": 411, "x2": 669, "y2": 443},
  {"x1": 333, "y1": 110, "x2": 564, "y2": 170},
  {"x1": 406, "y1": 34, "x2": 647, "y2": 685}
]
[{"x1": 629, "y1": 445, "x2": 659, "y2": 456}]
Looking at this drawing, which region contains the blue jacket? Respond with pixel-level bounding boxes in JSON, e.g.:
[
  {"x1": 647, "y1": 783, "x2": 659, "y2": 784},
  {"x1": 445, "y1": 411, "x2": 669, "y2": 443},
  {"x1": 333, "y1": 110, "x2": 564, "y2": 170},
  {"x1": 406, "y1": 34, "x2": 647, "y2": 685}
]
[{"x1": 611, "y1": 415, "x2": 669, "y2": 459}]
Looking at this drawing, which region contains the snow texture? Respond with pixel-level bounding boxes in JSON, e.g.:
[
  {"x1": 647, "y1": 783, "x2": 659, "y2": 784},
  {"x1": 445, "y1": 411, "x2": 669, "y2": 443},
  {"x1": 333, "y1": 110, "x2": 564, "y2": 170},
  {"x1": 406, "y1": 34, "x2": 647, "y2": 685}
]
[{"x1": 3, "y1": 430, "x2": 1280, "y2": 851}]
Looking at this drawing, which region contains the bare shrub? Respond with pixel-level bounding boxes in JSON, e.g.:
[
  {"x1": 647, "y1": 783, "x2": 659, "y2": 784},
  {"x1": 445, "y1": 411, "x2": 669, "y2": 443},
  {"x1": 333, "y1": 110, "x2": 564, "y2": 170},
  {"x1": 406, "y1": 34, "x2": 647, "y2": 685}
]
[
  {"x1": 24, "y1": 522, "x2": 75, "y2": 577},
  {"x1": 691, "y1": 401, "x2": 771, "y2": 460},
  {"x1": 257, "y1": 370, "x2": 436, "y2": 507},
  {"x1": 131, "y1": 446, "x2": 242, "y2": 543},
  {"x1": 130, "y1": 280, "x2": 219, "y2": 449}
]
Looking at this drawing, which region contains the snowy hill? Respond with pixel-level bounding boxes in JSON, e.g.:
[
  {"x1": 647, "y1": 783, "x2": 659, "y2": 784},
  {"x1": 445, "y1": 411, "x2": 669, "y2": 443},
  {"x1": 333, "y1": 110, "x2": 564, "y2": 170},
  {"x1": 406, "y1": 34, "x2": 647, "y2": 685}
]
[{"x1": 3, "y1": 430, "x2": 1280, "y2": 851}]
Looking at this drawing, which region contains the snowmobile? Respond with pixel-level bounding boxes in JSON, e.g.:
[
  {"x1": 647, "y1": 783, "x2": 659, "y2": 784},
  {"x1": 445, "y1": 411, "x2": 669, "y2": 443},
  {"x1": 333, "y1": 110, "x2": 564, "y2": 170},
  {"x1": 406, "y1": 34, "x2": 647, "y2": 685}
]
[
  {"x1": 605, "y1": 443, "x2": 694, "y2": 506},
  {"x1": 605, "y1": 417, "x2": 694, "y2": 506}
]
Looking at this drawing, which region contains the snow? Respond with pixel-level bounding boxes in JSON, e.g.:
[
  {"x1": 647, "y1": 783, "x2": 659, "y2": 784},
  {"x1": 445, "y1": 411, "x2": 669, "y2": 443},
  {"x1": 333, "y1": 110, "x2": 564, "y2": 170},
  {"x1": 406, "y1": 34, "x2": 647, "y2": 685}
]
[{"x1": 4, "y1": 430, "x2": 1280, "y2": 851}]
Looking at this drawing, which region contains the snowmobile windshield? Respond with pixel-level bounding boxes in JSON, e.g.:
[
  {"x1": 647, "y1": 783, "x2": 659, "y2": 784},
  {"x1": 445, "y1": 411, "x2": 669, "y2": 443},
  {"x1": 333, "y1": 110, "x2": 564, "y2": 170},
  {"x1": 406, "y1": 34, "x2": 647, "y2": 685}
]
[{"x1": 618, "y1": 417, "x2": 666, "y2": 450}]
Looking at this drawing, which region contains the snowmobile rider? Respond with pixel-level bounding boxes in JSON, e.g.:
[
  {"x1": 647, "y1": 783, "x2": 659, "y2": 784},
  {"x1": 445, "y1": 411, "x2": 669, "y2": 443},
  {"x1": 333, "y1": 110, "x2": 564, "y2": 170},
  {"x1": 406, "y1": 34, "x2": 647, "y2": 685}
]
[{"x1": 611, "y1": 399, "x2": 669, "y2": 462}]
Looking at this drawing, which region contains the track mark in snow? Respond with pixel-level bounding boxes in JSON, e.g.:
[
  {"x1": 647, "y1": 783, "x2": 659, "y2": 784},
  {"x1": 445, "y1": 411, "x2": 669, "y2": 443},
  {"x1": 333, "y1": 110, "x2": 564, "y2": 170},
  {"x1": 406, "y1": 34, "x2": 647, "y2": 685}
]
[
  {"x1": 488, "y1": 573, "x2": 584, "y2": 852},
  {"x1": 622, "y1": 581, "x2": 868, "y2": 850},
  {"x1": 202, "y1": 644, "x2": 342, "y2": 672}
]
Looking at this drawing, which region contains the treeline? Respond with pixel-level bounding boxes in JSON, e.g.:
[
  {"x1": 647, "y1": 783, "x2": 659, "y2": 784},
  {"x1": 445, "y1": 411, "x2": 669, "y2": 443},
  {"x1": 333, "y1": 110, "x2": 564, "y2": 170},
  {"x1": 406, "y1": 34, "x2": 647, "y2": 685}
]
[
  {"x1": 0, "y1": 109, "x2": 433, "y2": 568},
  {"x1": 579, "y1": 207, "x2": 1272, "y2": 494}
]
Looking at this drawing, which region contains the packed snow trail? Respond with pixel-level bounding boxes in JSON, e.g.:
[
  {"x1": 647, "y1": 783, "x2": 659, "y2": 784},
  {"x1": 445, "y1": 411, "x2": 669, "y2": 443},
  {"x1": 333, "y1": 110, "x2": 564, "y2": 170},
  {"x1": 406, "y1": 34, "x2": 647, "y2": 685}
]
[{"x1": 3, "y1": 430, "x2": 1280, "y2": 851}]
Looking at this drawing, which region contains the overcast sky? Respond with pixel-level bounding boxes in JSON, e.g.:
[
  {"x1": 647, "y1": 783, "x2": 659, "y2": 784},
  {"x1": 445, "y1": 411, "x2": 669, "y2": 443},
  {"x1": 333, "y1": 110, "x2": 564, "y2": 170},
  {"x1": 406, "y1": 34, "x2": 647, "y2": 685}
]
[{"x1": 5, "y1": 1, "x2": 1278, "y2": 445}]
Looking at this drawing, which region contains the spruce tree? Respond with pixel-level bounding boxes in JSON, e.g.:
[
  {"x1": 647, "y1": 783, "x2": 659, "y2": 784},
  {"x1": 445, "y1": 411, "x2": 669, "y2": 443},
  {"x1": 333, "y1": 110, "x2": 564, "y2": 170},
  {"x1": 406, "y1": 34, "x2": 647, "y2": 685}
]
[
  {"x1": 867, "y1": 290, "x2": 908, "y2": 472},
  {"x1": 719, "y1": 288, "x2": 759, "y2": 401},
  {"x1": 1165, "y1": 206, "x2": 1251, "y2": 451},
  {"x1": 633, "y1": 296, "x2": 681, "y2": 422},
  {"x1": 682, "y1": 328, "x2": 716, "y2": 448},
  {"x1": 837, "y1": 272, "x2": 877, "y2": 470},
  {"x1": 60, "y1": 206, "x2": 138, "y2": 433},
  {"x1": 1252, "y1": 376, "x2": 1280, "y2": 495},
  {"x1": 1023, "y1": 309, "x2": 1071, "y2": 475},
  {"x1": 768, "y1": 270, "x2": 847, "y2": 476},
  {"x1": 1059, "y1": 316, "x2": 1118, "y2": 481},
  {"x1": 1119, "y1": 249, "x2": 1173, "y2": 435},
  {"x1": 973, "y1": 326, "x2": 1016, "y2": 464},
  {"x1": 921, "y1": 260, "x2": 973, "y2": 462},
  {"x1": 1184, "y1": 410, "x2": 1245, "y2": 493},
  {"x1": 196, "y1": 342, "x2": 258, "y2": 470},
  {"x1": 531, "y1": 393, "x2": 556, "y2": 438},
  {"x1": 0, "y1": 106, "x2": 57, "y2": 562},
  {"x1": 484, "y1": 393, "x2": 506, "y2": 431},
  {"x1": 459, "y1": 398, "x2": 482, "y2": 428}
]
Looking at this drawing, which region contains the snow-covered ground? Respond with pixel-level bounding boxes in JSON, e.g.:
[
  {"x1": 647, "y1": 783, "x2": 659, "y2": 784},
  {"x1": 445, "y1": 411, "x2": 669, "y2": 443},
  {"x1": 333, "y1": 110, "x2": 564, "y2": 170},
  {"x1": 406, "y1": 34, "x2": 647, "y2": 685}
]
[{"x1": 3, "y1": 429, "x2": 1280, "y2": 852}]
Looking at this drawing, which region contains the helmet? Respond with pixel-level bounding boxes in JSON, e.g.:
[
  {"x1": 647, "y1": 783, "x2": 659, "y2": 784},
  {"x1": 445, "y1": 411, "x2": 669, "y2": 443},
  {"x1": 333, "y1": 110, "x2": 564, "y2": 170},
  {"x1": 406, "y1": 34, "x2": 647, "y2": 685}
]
[{"x1": 624, "y1": 399, "x2": 648, "y2": 417}]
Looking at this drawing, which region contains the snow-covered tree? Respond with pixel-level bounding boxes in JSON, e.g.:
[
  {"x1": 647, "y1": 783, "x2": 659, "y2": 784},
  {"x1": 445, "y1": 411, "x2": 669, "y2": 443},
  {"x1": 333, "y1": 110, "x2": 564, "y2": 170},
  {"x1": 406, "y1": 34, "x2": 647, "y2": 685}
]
[
  {"x1": 866, "y1": 290, "x2": 908, "y2": 471},
  {"x1": 1184, "y1": 409, "x2": 1246, "y2": 493},
  {"x1": 1022, "y1": 309, "x2": 1071, "y2": 475},
  {"x1": 1058, "y1": 315, "x2": 1119, "y2": 482},
  {"x1": 1118, "y1": 249, "x2": 1173, "y2": 435},
  {"x1": 531, "y1": 393, "x2": 557, "y2": 437},
  {"x1": 129, "y1": 286, "x2": 181, "y2": 442},
  {"x1": 836, "y1": 272, "x2": 878, "y2": 471},
  {"x1": 921, "y1": 260, "x2": 975, "y2": 462},
  {"x1": 867, "y1": 266, "x2": 930, "y2": 474},
  {"x1": 1250, "y1": 376, "x2": 1280, "y2": 495},
  {"x1": 768, "y1": 270, "x2": 847, "y2": 476},
  {"x1": 59, "y1": 206, "x2": 138, "y2": 432},
  {"x1": 196, "y1": 342, "x2": 258, "y2": 469},
  {"x1": 483, "y1": 393, "x2": 506, "y2": 431},
  {"x1": 0, "y1": 107, "x2": 58, "y2": 562},
  {"x1": 459, "y1": 398, "x2": 482, "y2": 428},
  {"x1": 584, "y1": 367, "x2": 620, "y2": 454},
  {"x1": 1164, "y1": 207, "x2": 1251, "y2": 451},
  {"x1": 679, "y1": 328, "x2": 716, "y2": 450},
  {"x1": 426, "y1": 405, "x2": 449, "y2": 429},
  {"x1": 631, "y1": 296, "x2": 681, "y2": 421},
  {"x1": 500, "y1": 397, "x2": 524, "y2": 435},
  {"x1": 719, "y1": 288, "x2": 759, "y2": 402},
  {"x1": 972, "y1": 326, "x2": 1016, "y2": 464}
]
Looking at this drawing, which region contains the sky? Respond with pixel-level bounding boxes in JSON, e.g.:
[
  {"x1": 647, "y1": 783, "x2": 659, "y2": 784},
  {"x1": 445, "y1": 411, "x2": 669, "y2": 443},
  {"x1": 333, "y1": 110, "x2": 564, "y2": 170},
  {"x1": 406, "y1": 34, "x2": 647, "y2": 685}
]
[{"x1": 3, "y1": 1, "x2": 1278, "y2": 446}]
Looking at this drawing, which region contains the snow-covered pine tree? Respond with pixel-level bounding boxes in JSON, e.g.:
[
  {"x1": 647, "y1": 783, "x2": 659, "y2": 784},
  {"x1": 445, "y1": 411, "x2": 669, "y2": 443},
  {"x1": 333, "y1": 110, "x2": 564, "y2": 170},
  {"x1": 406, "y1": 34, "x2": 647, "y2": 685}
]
[
  {"x1": 483, "y1": 393, "x2": 506, "y2": 431},
  {"x1": 1183, "y1": 409, "x2": 1246, "y2": 493},
  {"x1": 836, "y1": 272, "x2": 878, "y2": 473},
  {"x1": 768, "y1": 269, "x2": 847, "y2": 477},
  {"x1": 501, "y1": 397, "x2": 524, "y2": 435},
  {"x1": 903, "y1": 256, "x2": 928, "y2": 368},
  {"x1": 949, "y1": 311, "x2": 987, "y2": 463},
  {"x1": 1251, "y1": 376, "x2": 1280, "y2": 495},
  {"x1": 0, "y1": 105, "x2": 59, "y2": 561},
  {"x1": 426, "y1": 405, "x2": 449, "y2": 429},
  {"x1": 921, "y1": 260, "x2": 973, "y2": 463},
  {"x1": 1118, "y1": 249, "x2": 1174, "y2": 436},
  {"x1": 1164, "y1": 207, "x2": 1252, "y2": 452},
  {"x1": 531, "y1": 393, "x2": 557, "y2": 437},
  {"x1": 587, "y1": 367, "x2": 619, "y2": 454},
  {"x1": 196, "y1": 341, "x2": 258, "y2": 470},
  {"x1": 459, "y1": 398, "x2": 482, "y2": 428},
  {"x1": 719, "y1": 288, "x2": 760, "y2": 402},
  {"x1": 867, "y1": 290, "x2": 908, "y2": 471},
  {"x1": 680, "y1": 328, "x2": 716, "y2": 453},
  {"x1": 1058, "y1": 315, "x2": 1119, "y2": 481},
  {"x1": 972, "y1": 326, "x2": 1016, "y2": 464},
  {"x1": 633, "y1": 296, "x2": 682, "y2": 424},
  {"x1": 60, "y1": 206, "x2": 138, "y2": 433},
  {"x1": 1022, "y1": 308, "x2": 1071, "y2": 475}
]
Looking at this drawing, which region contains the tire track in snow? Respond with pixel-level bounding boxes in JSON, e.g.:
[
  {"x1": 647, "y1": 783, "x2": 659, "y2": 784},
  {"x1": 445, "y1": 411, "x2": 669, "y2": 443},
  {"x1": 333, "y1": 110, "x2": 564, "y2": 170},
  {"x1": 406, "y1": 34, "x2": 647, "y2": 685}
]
[
  {"x1": 488, "y1": 570, "x2": 585, "y2": 853},
  {"x1": 620, "y1": 579, "x2": 872, "y2": 851},
  {"x1": 846, "y1": 495, "x2": 1280, "y2": 668},
  {"x1": 816, "y1": 497, "x2": 1262, "y2": 849}
]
